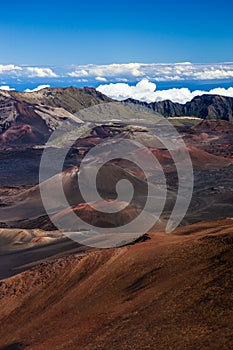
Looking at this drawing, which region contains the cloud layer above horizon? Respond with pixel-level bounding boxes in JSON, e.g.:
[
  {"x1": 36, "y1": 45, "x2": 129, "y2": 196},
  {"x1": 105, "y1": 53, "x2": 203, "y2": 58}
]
[
  {"x1": 97, "y1": 79, "x2": 233, "y2": 104},
  {"x1": 1, "y1": 79, "x2": 233, "y2": 104},
  {"x1": 1, "y1": 62, "x2": 233, "y2": 82},
  {"x1": 1, "y1": 62, "x2": 233, "y2": 104}
]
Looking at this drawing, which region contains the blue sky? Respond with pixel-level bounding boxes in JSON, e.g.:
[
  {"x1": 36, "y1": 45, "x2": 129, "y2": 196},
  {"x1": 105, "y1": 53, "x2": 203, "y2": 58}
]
[
  {"x1": 0, "y1": 0, "x2": 233, "y2": 65},
  {"x1": 1, "y1": 0, "x2": 233, "y2": 95}
]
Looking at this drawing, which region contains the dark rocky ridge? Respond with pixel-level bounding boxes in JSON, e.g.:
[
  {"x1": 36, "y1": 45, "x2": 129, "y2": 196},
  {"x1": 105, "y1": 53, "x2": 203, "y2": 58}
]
[{"x1": 126, "y1": 94, "x2": 233, "y2": 121}]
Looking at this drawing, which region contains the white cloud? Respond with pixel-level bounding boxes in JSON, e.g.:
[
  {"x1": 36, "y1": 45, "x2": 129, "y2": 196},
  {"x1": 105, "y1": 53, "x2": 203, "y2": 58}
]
[
  {"x1": 0, "y1": 64, "x2": 22, "y2": 74},
  {"x1": 76, "y1": 79, "x2": 88, "y2": 83},
  {"x1": 26, "y1": 67, "x2": 58, "y2": 78},
  {"x1": 24, "y1": 84, "x2": 50, "y2": 92},
  {"x1": 0, "y1": 64, "x2": 58, "y2": 78},
  {"x1": 208, "y1": 87, "x2": 233, "y2": 97},
  {"x1": 174, "y1": 62, "x2": 192, "y2": 65},
  {"x1": 89, "y1": 63, "x2": 143, "y2": 77},
  {"x1": 68, "y1": 63, "x2": 143, "y2": 79},
  {"x1": 97, "y1": 79, "x2": 233, "y2": 104},
  {"x1": 115, "y1": 78, "x2": 129, "y2": 82},
  {"x1": 68, "y1": 69, "x2": 89, "y2": 77},
  {"x1": 95, "y1": 76, "x2": 107, "y2": 82},
  {"x1": 0, "y1": 85, "x2": 15, "y2": 91},
  {"x1": 97, "y1": 79, "x2": 157, "y2": 101},
  {"x1": 67, "y1": 62, "x2": 233, "y2": 82},
  {"x1": 1, "y1": 62, "x2": 233, "y2": 82},
  {"x1": 193, "y1": 68, "x2": 233, "y2": 80}
]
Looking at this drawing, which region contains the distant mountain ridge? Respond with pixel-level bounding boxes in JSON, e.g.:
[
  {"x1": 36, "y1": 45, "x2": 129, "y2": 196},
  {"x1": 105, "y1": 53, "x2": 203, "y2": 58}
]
[
  {"x1": 125, "y1": 94, "x2": 233, "y2": 122},
  {"x1": 1, "y1": 87, "x2": 233, "y2": 145},
  {"x1": 9, "y1": 86, "x2": 112, "y2": 113}
]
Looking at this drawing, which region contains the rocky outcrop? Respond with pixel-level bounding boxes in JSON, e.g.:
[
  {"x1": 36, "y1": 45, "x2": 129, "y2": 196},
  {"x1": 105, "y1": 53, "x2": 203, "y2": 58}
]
[
  {"x1": 126, "y1": 94, "x2": 233, "y2": 121},
  {"x1": 10, "y1": 86, "x2": 113, "y2": 114},
  {"x1": 0, "y1": 87, "x2": 113, "y2": 145}
]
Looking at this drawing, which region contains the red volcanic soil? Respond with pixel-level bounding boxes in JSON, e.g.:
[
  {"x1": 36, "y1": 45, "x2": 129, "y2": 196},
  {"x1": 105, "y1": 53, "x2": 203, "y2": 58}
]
[
  {"x1": 184, "y1": 132, "x2": 217, "y2": 143},
  {"x1": 72, "y1": 124, "x2": 120, "y2": 149},
  {"x1": 50, "y1": 200, "x2": 159, "y2": 233},
  {"x1": 91, "y1": 125, "x2": 116, "y2": 137},
  {"x1": 109, "y1": 158, "x2": 146, "y2": 179},
  {"x1": 74, "y1": 136, "x2": 103, "y2": 148},
  {"x1": 186, "y1": 145, "x2": 232, "y2": 169},
  {"x1": 149, "y1": 146, "x2": 232, "y2": 171},
  {"x1": 15, "y1": 102, "x2": 48, "y2": 134},
  {"x1": 0, "y1": 100, "x2": 51, "y2": 145},
  {"x1": 0, "y1": 219, "x2": 232, "y2": 350},
  {"x1": 195, "y1": 119, "x2": 233, "y2": 133},
  {"x1": 183, "y1": 120, "x2": 233, "y2": 159},
  {"x1": 0, "y1": 124, "x2": 39, "y2": 144}
]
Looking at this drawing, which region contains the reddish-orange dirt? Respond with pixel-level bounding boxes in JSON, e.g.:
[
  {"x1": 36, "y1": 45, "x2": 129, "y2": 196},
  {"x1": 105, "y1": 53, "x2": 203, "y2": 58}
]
[{"x1": 0, "y1": 219, "x2": 232, "y2": 350}]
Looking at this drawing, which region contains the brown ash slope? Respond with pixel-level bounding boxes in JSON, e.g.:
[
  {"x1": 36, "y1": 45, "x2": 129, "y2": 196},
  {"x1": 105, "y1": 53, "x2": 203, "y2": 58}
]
[
  {"x1": 0, "y1": 219, "x2": 232, "y2": 350},
  {"x1": 10, "y1": 86, "x2": 112, "y2": 113},
  {"x1": 0, "y1": 87, "x2": 112, "y2": 146}
]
